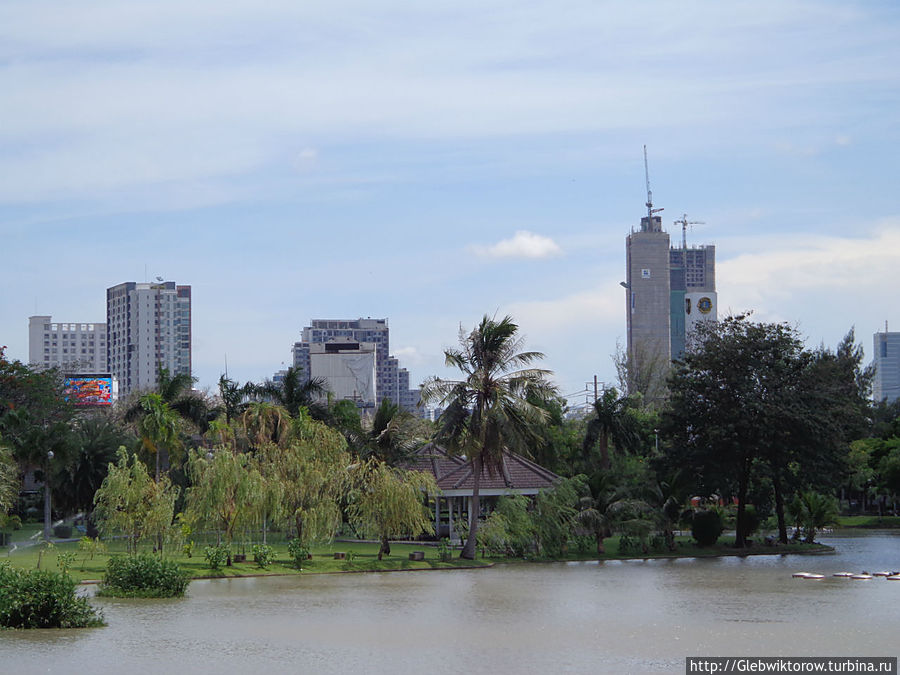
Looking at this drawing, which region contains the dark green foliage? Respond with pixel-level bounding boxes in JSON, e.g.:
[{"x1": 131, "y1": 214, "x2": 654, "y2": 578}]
[
  {"x1": 0, "y1": 562, "x2": 104, "y2": 628},
  {"x1": 252, "y1": 544, "x2": 274, "y2": 569},
  {"x1": 740, "y1": 505, "x2": 761, "y2": 540},
  {"x1": 286, "y1": 538, "x2": 309, "y2": 569},
  {"x1": 53, "y1": 524, "x2": 72, "y2": 538},
  {"x1": 204, "y1": 545, "x2": 230, "y2": 570},
  {"x1": 98, "y1": 554, "x2": 190, "y2": 598},
  {"x1": 691, "y1": 510, "x2": 723, "y2": 547}
]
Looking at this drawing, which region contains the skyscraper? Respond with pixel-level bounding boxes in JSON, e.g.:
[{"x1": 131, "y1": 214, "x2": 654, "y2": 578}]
[
  {"x1": 624, "y1": 150, "x2": 716, "y2": 395},
  {"x1": 873, "y1": 326, "x2": 900, "y2": 404},
  {"x1": 106, "y1": 281, "x2": 192, "y2": 396}
]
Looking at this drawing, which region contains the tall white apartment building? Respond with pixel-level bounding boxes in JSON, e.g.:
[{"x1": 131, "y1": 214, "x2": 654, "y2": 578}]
[
  {"x1": 106, "y1": 281, "x2": 192, "y2": 396},
  {"x1": 28, "y1": 315, "x2": 107, "y2": 372},
  {"x1": 873, "y1": 327, "x2": 900, "y2": 404}
]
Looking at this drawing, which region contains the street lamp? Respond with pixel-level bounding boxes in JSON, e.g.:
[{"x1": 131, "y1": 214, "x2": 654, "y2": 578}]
[
  {"x1": 43, "y1": 450, "x2": 54, "y2": 542},
  {"x1": 654, "y1": 429, "x2": 659, "y2": 454}
]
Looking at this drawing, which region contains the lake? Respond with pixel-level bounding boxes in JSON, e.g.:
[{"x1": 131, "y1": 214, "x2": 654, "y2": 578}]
[{"x1": 2, "y1": 531, "x2": 898, "y2": 674}]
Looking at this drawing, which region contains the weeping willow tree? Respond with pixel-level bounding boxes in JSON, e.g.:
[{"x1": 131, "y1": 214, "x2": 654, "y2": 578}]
[
  {"x1": 348, "y1": 461, "x2": 438, "y2": 559},
  {"x1": 184, "y1": 447, "x2": 264, "y2": 552},
  {"x1": 0, "y1": 434, "x2": 19, "y2": 515},
  {"x1": 93, "y1": 448, "x2": 179, "y2": 554},
  {"x1": 258, "y1": 411, "x2": 351, "y2": 548}
]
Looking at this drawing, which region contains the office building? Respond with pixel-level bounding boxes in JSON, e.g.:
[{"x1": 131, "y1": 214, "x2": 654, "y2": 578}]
[
  {"x1": 873, "y1": 326, "x2": 900, "y2": 404},
  {"x1": 28, "y1": 315, "x2": 107, "y2": 372},
  {"x1": 106, "y1": 281, "x2": 192, "y2": 396},
  {"x1": 292, "y1": 318, "x2": 420, "y2": 412}
]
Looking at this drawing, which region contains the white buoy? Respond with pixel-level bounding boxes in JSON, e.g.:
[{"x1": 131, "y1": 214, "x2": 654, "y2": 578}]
[
  {"x1": 850, "y1": 574, "x2": 873, "y2": 580},
  {"x1": 792, "y1": 572, "x2": 811, "y2": 578},
  {"x1": 803, "y1": 574, "x2": 825, "y2": 580},
  {"x1": 833, "y1": 572, "x2": 854, "y2": 577}
]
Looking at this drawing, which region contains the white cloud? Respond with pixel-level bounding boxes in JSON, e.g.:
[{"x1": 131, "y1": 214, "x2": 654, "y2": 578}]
[{"x1": 471, "y1": 231, "x2": 563, "y2": 259}]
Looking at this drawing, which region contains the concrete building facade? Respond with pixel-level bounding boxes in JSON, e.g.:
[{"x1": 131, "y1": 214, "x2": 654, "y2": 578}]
[
  {"x1": 309, "y1": 340, "x2": 377, "y2": 408},
  {"x1": 292, "y1": 318, "x2": 420, "y2": 412},
  {"x1": 28, "y1": 315, "x2": 107, "y2": 372},
  {"x1": 873, "y1": 328, "x2": 900, "y2": 404},
  {"x1": 625, "y1": 214, "x2": 716, "y2": 394},
  {"x1": 106, "y1": 281, "x2": 192, "y2": 396}
]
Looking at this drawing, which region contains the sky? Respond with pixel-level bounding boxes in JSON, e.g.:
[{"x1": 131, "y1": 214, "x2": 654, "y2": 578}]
[{"x1": 2, "y1": 1, "x2": 899, "y2": 409}]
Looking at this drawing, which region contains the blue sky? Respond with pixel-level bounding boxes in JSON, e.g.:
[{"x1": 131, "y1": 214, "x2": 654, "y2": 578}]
[{"x1": 2, "y1": 1, "x2": 899, "y2": 407}]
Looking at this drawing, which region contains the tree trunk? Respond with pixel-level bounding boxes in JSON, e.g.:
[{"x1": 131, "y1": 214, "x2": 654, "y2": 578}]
[
  {"x1": 43, "y1": 474, "x2": 52, "y2": 543},
  {"x1": 735, "y1": 462, "x2": 750, "y2": 548},
  {"x1": 772, "y1": 472, "x2": 788, "y2": 545},
  {"x1": 461, "y1": 456, "x2": 482, "y2": 560},
  {"x1": 379, "y1": 536, "x2": 390, "y2": 560},
  {"x1": 599, "y1": 435, "x2": 610, "y2": 470},
  {"x1": 596, "y1": 535, "x2": 605, "y2": 556}
]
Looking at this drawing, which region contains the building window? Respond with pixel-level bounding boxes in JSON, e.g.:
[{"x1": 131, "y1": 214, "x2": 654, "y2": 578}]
[{"x1": 882, "y1": 340, "x2": 888, "y2": 358}]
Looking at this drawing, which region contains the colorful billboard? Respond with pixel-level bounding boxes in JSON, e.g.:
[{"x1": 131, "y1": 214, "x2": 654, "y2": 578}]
[{"x1": 63, "y1": 376, "x2": 114, "y2": 407}]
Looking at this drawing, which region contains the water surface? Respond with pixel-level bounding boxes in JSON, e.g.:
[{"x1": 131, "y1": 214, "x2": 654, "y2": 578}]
[{"x1": 2, "y1": 531, "x2": 897, "y2": 674}]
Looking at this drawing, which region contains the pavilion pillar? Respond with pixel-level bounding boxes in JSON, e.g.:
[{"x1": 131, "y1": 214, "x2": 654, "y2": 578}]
[{"x1": 448, "y1": 497, "x2": 454, "y2": 542}]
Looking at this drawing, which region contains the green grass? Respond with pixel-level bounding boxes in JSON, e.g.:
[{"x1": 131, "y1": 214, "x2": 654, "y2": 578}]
[
  {"x1": 2, "y1": 532, "x2": 834, "y2": 584},
  {"x1": 836, "y1": 515, "x2": 900, "y2": 529},
  {"x1": 2, "y1": 538, "x2": 488, "y2": 583}
]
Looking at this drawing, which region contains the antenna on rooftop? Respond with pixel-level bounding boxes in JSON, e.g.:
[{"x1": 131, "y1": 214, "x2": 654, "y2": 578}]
[
  {"x1": 643, "y1": 145, "x2": 664, "y2": 220},
  {"x1": 673, "y1": 213, "x2": 705, "y2": 250}
]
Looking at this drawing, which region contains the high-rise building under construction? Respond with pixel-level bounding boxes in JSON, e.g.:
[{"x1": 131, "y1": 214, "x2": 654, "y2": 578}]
[{"x1": 624, "y1": 149, "x2": 716, "y2": 395}]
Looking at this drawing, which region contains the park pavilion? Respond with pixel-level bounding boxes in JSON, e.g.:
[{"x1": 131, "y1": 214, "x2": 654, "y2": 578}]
[{"x1": 407, "y1": 443, "x2": 559, "y2": 541}]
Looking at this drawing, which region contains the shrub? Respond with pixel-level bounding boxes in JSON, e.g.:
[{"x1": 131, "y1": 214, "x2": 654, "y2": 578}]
[
  {"x1": 53, "y1": 524, "x2": 73, "y2": 539},
  {"x1": 98, "y1": 554, "x2": 190, "y2": 598},
  {"x1": 252, "y1": 544, "x2": 274, "y2": 569},
  {"x1": 0, "y1": 562, "x2": 104, "y2": 628},
  {"x1": 692, "y1": 509, "x2": 724, "y2": 547},
  {"x1": 437, "y1": 538, "x2": 453, "y2": 562},
  {"x1": 740, "y1": 505, "x2": 761, "y2": 540},
  {"x1": 204, "y1": 545, "x2": 230, "y2": 570},
  {"x1": 286, "y1": 539, "x2": 309, "y2": 569}
]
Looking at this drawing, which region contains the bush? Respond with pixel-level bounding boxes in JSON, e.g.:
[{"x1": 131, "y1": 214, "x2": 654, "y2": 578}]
[
  {"x1": 692, "y1": 509, "x2": 724, "y2": 546},
  {"x1": 53, "y1": 524, "x2": 73, "y2": 539},
  {"x1": 204, "y1": 545, "x2": 230, "y2": 570},
  {"x1": 252, "y1": 544, "x2": 275, "y2": 569},
  {"x1": 98, "y1": 554, "x2": 190, "y2": 598},
  {"x1": 286, "y1": 539, "x2": 309, "y2": 569},
  {"x1": 740, "y1": 505, "x2": 761, "y2": 540},
  {"x1": 0, "y1": 562, "x2": 104, "y2": 628}
]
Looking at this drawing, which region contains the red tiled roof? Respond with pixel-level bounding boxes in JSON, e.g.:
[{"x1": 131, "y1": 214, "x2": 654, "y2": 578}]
[{"x1": 408, "y1": 443, "x2": 558, "y2": 492}]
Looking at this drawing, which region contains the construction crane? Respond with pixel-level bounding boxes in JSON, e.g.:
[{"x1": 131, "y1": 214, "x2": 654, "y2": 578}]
[
  {"x1": 643, "y1": 145, "x2": 664, "y2": 220},
  {"x1": 673, "y1": 213, "x2": 704, "y2": 250}
]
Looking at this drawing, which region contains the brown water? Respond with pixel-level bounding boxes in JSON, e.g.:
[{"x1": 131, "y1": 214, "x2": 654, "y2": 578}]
[{"x1": 1, "y1": 531, "x2": 898, "y2": 674}]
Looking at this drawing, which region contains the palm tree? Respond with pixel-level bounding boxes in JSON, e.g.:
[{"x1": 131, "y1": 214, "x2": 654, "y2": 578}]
[
  {"x1": 788, "y1": 491, "x2": 839, "y2": 543},
  {"x1": 421, "y1": 315, "x2": 556, "y2": 560},
  {"x1": 125, "y1": 366, "x2": 209, "y2": 433},
  {"x1": 363, "y1": 398, "x2": 424, "y2": 464},
  {"x1": 582, "y1": 388, "x2": 639, "y2": 471},
  {"x1": 137, "y1": 393, "x2": 181, "y2": 482},
  {"x1": 253, "y1": 367, "x2": 328, "y2": 420}
]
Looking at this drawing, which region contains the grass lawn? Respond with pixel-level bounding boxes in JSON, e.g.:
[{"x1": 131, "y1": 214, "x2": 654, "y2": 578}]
[
  {"x1": 835, "y1": 515, "x2": 900, "y2": 529},
  {"x1": 2, "y1": 532, "x2": 832, "y2": 585},
  {"x1": 2, "y1": 538, "x2": 488, "y2": 584}
]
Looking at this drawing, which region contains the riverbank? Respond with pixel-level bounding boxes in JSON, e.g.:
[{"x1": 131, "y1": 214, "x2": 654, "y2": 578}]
[
  {"x1": 836, "y1": 515, "x2": 900, "y2": 528},
  {"x1": 2, "y1": 535, "x2": 833, "y2": 584}
]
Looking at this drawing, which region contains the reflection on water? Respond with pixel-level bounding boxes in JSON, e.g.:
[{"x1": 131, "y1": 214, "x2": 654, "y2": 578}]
[{"x1": 1, "y1": 532, "x2": 897, "y2": 674}]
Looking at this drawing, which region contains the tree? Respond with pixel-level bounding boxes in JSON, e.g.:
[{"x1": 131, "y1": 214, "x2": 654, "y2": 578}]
[
  {"x1": 252, "y1": 367, "x2": 328, "y2": 419},
  {"x1": 0, "y1": 350, "x2": 77, "y2": 540},
  {"x1": 240, "y1": 402, "x2": 292, "y2": 449},
  {"x1": 582, "y1": 388, "x2": 640, "y2": 471},
  {"x1": 663, "y1": 314, "x2": 809, "y2": 548},
  {"x1": 125, "y1": 366, "x2": 208, "y2": 434},
  {"x1": 93, "y1": 448, "x2": 179, "y2": 554},
  {"x1": 185, "y1": 447, "x2": 264, "y2": 554},
  {"x1": 348, "y1": 461, "x2": 437, "y2": 559},
  {"x1": 136, "y1": 393, "x2": 181, "y2": 482},
  {"x1": 0, "y1": 434, "x2": 19, "y2": 515},
  {"x1": 53, "y1": 416, "x2": 133, "y2": 518},
  {"x1": 258, "y1": 412, "x2": 351, "y2": 547},
  {"x1": 788, "y1": 491, "x2": 838, "y2": 543},
  {"x1": 421, "y1": 315, "x2": 556, "y2": 559}
]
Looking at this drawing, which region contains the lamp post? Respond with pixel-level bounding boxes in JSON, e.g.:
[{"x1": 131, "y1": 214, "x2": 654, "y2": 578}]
[
  {"x1": 654, "y1": 429, "x2": 659, "y2": 455},
  {"x1": 43, "y1": 450, "x2": 54, "y2": 542}
]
